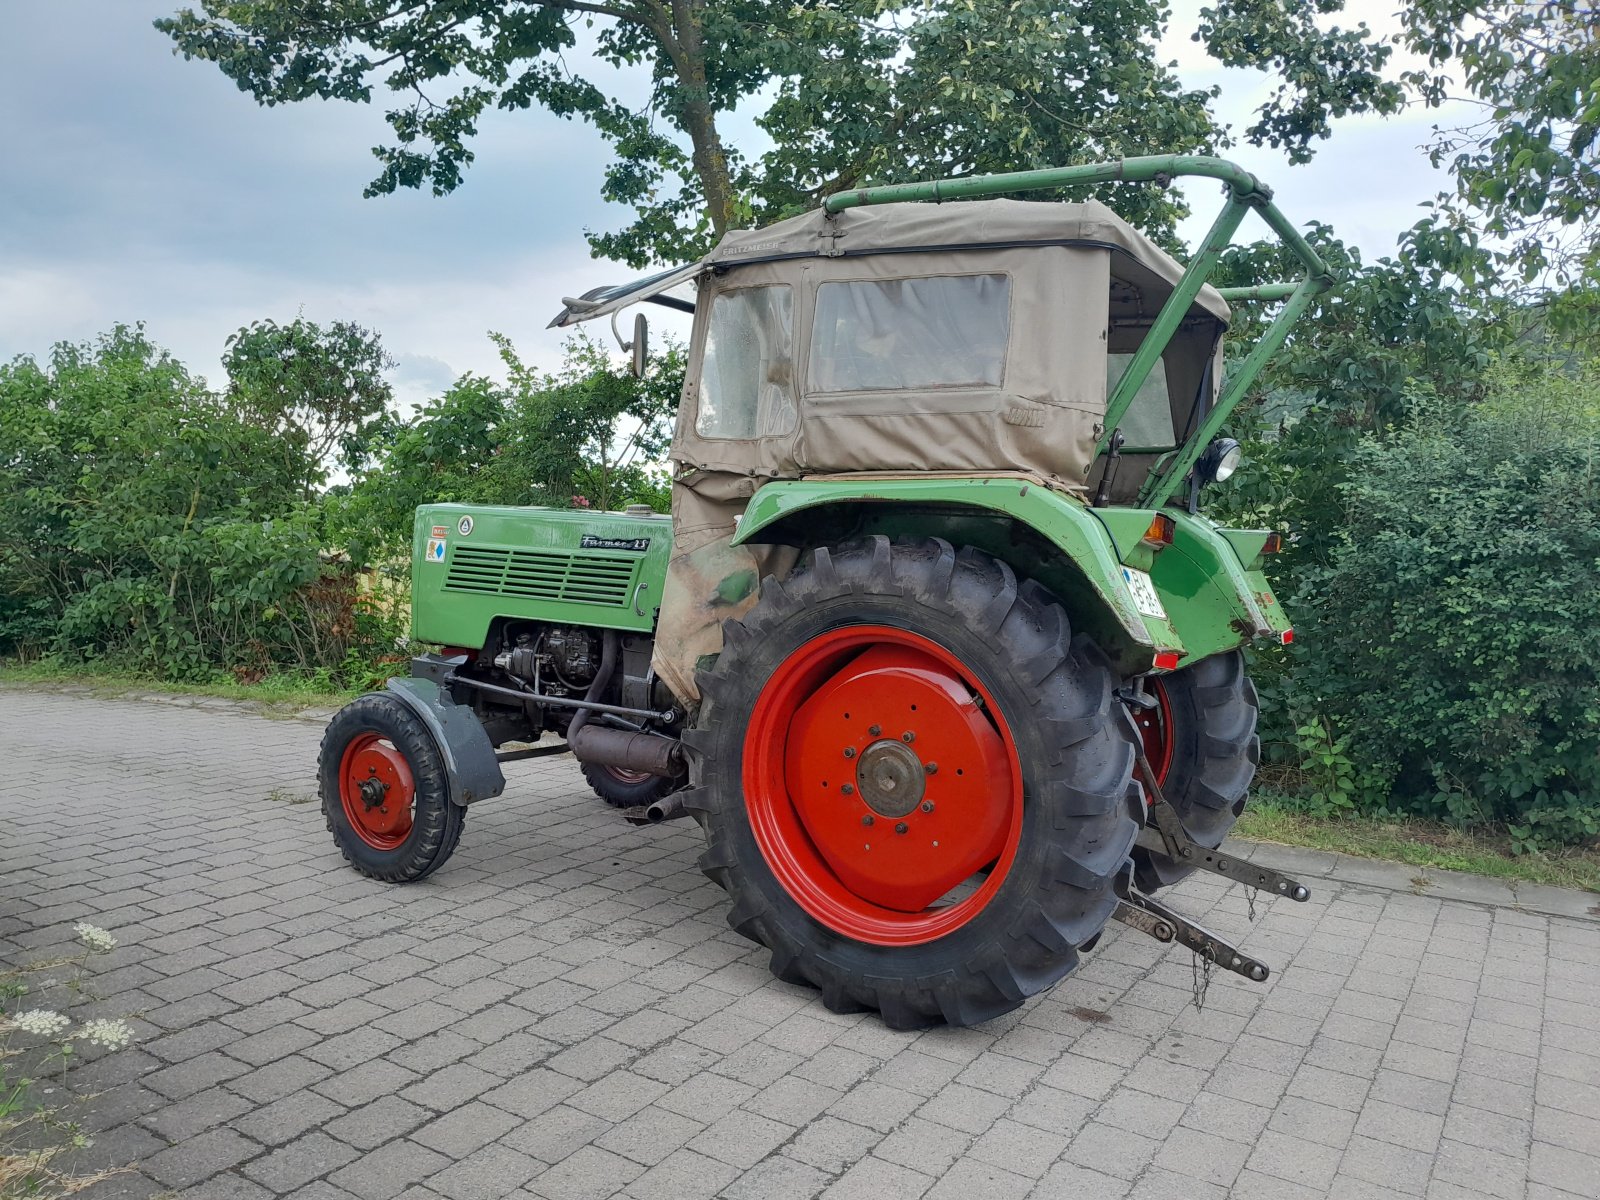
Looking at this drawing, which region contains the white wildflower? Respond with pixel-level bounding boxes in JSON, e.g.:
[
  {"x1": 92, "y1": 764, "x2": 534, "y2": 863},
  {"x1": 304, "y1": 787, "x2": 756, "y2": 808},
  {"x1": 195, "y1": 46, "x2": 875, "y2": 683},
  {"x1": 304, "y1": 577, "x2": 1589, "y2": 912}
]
[
  {"x1": 75, "y1": 1019, "x2": 134, "y2": 1051},
  {"x1": 74, "y1": 923, "x2": 117, "y2": 953},
  {"x1": 11, "y1": 1009, "x2": 71, "y2": 1038}
]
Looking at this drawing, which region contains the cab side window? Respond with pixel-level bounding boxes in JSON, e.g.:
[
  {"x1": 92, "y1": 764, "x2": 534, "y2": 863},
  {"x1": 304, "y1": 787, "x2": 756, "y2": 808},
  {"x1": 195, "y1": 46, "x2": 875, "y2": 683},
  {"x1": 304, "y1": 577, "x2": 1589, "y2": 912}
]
[{"x1": 808, "y1": 274, "x2": 1011, "y2": 393}]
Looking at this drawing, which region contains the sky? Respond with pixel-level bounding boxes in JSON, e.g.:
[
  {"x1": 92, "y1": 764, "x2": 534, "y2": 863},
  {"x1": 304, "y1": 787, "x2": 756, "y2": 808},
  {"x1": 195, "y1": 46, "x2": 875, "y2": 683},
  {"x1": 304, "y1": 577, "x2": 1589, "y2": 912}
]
[{"x1": 0, "y1": 1, "x2": 1458, "y2": 412}]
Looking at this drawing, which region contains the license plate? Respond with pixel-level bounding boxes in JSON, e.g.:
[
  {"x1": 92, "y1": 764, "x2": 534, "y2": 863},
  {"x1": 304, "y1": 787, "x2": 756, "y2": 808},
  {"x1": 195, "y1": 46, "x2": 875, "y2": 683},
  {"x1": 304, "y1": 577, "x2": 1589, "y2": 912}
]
[{"x1": 1122, "y1": 567, "x2": 1168, "y2": 620}]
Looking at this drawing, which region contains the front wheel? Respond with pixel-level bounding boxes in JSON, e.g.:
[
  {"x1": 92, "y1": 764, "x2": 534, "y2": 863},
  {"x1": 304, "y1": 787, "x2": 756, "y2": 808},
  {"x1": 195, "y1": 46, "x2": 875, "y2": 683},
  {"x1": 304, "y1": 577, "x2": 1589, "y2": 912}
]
[
  {"x1": 685, "y1": 537, "x2": 1139, "y2": 1029},
  {"x1": 318, "y1": 692, "x2": 465, "y2": 882}
]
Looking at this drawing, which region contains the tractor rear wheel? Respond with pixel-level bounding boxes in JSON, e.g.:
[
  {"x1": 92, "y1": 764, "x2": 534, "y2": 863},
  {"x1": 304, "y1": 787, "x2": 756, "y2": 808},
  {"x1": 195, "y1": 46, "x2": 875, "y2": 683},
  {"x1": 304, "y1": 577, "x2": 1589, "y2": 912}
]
[
  {"x1": 1130, "y1": 650, "x2": 1259, "y2": 892},
  {"x1": 318, "y1": 692, "x2": 465, "y2": 883},
  {"x1": 684, "y1": 537, "x2": 1139, "y2": 1028}
]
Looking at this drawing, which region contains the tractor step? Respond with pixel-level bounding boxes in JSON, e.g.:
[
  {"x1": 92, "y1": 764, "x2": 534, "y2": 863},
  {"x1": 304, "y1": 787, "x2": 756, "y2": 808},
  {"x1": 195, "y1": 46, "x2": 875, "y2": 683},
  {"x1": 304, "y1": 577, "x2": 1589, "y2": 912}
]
[{"x1": 1112, "y1": 871, "x2": 1271, "y2": 983}]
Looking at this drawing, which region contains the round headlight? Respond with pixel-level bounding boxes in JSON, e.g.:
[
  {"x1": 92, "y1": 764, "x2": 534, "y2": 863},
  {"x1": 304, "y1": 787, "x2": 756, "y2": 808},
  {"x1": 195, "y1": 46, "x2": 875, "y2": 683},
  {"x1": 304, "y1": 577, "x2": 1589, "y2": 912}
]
[{"x1": 1199, "y1": 437, "x2": 1242, "y2": 484}]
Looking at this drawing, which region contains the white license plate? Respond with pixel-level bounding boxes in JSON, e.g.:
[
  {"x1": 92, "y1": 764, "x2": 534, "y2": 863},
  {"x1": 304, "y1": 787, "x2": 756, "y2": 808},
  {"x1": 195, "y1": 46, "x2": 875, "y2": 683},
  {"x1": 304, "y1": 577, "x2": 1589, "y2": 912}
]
[{"x1": 1122, "y1": 567, "x2": 1168, "y2": 620}]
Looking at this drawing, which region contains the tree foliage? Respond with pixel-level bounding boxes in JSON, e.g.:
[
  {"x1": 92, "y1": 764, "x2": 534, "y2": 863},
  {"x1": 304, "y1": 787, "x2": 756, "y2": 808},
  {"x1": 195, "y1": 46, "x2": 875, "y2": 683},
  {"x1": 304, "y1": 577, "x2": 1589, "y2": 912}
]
[
  {"x1": 330, "y1": 332, "x2": 682, "y2": 563},
  {"x1": 0, "y1": 326, "x2": 395, "y2": 681},
  {"x1": 1290, "y1": 367, "x2": 1600, "y2": 847},
  {"x1": 223, "y1": 315, "x2": 395, "y2": 495},
  {"x1": 1398, "y1": 1, "x2": 1600, "y2": 289},
  {"x1": 157, "y1": 0, "x2": 1401, "y2": 264}
]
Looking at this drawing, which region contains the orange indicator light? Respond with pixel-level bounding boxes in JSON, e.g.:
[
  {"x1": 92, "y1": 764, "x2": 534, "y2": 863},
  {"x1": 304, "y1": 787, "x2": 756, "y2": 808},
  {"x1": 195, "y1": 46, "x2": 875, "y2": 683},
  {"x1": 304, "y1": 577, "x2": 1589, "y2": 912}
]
[{"x1": 1141, "y1": 514, "x2": 1176, "y2": 549}]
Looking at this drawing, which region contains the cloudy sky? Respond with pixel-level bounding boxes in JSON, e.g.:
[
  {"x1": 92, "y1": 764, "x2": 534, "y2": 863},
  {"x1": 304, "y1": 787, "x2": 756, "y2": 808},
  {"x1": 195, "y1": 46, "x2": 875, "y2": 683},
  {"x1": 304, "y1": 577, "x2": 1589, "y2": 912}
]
[{"x1": 1, "y1": 2, "x2": 1452, "y2": 411}]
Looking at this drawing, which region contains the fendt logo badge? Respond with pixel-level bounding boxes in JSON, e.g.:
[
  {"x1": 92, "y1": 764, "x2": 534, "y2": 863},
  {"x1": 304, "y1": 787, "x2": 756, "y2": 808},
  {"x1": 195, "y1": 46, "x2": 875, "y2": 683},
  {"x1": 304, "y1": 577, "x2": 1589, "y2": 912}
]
[
  {"x1": 580, "y1": 535, "x2": 651, "y2": 552},
  {"x1": 458, "y1": 516, "x2": 474, "y2": 536}
]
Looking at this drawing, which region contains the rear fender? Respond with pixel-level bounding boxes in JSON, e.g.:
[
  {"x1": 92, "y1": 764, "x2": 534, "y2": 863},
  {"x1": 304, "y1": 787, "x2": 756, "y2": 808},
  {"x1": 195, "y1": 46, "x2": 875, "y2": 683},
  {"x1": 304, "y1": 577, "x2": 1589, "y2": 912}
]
[
  {"x1": 386, "y1": 676, "x2": 505, "y2": 806},
  {"x1": 732, "y1": 477, "x2": 1184, "y2": 677}
]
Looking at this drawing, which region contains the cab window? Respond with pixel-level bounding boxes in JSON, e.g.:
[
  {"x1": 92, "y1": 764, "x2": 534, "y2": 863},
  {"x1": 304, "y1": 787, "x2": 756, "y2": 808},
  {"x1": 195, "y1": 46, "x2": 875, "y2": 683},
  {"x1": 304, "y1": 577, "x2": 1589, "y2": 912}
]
[
  {"x1": 808, "y1": 274, "x2": 1011, "y2": 393},
  {"x1": 697, "y1": 286, "x2": 796, "y2": 438}
]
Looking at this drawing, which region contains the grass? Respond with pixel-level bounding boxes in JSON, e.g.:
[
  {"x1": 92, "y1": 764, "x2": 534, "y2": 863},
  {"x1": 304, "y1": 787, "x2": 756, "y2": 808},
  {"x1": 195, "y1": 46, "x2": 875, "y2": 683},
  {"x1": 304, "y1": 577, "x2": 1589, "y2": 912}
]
[
  {"x1": 0, "y1": 657, "x2": 360, "y2": 712},
  {"x1": 1237, "y1": 794, "x2": 1600, "y2": 894}
]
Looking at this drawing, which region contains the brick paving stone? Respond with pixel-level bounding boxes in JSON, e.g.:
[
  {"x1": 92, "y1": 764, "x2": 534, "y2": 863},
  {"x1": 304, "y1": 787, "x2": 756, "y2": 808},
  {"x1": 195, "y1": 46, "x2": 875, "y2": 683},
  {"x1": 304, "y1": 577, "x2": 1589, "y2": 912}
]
[
  {"x1": 8, "y1": 688, "x2": 1600, "y2": 1200},
  {"x1": 243, "y1": 1132, "x2": 361, "y2": 1193}
]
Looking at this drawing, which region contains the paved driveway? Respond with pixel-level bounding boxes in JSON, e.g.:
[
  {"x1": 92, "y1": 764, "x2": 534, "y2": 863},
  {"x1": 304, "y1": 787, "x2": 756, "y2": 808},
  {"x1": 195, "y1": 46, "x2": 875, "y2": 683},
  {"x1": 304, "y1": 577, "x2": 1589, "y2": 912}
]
[{"x1": 3, "y1": 688, "x2": 1598, "y2": 1200}]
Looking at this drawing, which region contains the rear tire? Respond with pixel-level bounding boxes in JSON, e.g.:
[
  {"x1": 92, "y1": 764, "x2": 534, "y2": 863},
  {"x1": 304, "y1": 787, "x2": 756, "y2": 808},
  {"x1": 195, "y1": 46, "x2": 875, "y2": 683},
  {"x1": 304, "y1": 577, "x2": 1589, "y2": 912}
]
[
  {"x1": 1131, "y1": 651, "x2": 1259, "y2": 892},
  {"x1": 318, "y1": 693, "x2": 465, "y2": 883},
  {"x1": 685, "y1": 537, "x2": 1139, "y2": 1029}
]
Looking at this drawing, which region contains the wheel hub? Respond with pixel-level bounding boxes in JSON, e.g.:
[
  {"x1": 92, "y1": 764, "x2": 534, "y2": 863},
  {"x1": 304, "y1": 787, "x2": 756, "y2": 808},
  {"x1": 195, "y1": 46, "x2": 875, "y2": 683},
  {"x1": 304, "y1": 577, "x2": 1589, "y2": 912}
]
[
  {"x1": 855, "y1": 739, "x2": 925, "y2": 818},
  {"x1": 338, "y1": 735, "x2": 416, "y2": 848},
  {"x1": 780, "y1": 642, "x2": 1015, "y2": 915}
]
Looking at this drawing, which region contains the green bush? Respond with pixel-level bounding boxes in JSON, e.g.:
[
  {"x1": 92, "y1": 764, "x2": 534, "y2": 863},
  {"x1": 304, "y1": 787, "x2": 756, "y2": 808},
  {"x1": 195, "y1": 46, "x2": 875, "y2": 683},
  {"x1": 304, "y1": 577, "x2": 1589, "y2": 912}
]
[
  {"x1": 1286, "y1": 364, "x2": 1600, "y2": 846},
  {"x1": 0, "y1": 326, "x2": 400, "y2": 682}
]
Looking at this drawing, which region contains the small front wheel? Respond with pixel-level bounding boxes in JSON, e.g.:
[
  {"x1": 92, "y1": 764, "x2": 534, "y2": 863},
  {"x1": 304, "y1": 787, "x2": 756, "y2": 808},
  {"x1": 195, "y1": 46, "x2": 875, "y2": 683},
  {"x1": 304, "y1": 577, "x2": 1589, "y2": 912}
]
[{"x1": 318, "y1": 692, "x2": 464, "y2": 882}]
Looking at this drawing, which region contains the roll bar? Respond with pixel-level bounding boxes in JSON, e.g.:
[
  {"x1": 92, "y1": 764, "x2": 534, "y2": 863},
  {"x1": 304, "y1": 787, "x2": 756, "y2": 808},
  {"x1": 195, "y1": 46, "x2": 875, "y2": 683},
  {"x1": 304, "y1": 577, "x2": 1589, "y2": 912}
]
[{"x1": 824, "y1": 155, "x2": 1338, "y2": 508}]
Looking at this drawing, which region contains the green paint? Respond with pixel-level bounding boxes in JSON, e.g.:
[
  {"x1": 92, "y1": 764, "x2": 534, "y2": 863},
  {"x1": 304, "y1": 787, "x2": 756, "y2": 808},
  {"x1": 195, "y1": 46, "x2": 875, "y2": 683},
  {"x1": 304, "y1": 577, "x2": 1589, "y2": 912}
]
[
  {"x1": 732, "y1": 476, "x2": 1184, "y2": 671},
  {"x1": 733, "y1": 478, "x2": 1292, "y2": 671},
  {"x1": 410, "y1": 503, "x2": 670, "y2": 648},
  {"x1": 713, "y1": 569, "x2": 758, "y2": 607}
]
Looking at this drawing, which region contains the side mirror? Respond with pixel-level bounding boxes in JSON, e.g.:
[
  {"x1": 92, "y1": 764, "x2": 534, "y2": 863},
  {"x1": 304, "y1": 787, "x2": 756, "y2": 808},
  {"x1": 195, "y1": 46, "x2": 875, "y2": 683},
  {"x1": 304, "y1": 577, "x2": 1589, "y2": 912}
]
[{"x1": 631, "y1": 312, "x2": 649, "y2": 378}]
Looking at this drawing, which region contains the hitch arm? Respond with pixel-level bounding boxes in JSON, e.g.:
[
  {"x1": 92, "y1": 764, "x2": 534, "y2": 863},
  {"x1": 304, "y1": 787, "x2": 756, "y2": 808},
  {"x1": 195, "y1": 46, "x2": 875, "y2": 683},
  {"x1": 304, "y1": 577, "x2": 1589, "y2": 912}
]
[
  {"x1": 1113, "y1": 871, "x2": 1272, "y2": 983},
  {"x1": 1119, "y1": 707, "x2": 1312, "y2": 904}
]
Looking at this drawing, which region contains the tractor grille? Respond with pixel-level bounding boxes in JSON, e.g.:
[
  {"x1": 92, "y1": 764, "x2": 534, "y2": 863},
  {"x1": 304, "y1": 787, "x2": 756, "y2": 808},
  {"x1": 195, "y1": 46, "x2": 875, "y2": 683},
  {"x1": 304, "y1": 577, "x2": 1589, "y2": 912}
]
[{"x1": 443, "y1": 545, "x2": 637, "y2": 607}]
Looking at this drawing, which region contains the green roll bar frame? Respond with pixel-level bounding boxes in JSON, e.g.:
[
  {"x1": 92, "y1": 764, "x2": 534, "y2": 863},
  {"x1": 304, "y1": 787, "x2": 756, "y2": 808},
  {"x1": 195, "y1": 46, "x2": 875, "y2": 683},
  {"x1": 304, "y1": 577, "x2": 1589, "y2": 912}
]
[{"x1": 824, "y1": 155, "x2": 1337, "y2": 509}]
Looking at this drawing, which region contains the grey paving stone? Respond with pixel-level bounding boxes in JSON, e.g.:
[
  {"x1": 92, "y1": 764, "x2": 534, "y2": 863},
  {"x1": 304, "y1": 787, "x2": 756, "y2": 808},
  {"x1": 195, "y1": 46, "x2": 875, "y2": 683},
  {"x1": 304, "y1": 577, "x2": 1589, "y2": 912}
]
[
  {"x1": 242, "y1": 1131, "x2": 361, "y2": 1192},
  {"x1": 325, "y1": 1095, "x2": 432, "y2": 1152},
  {"x1": 524, "y1": 1144, "x2": 642, "y2": 1200},
  {"x1": 11, "y1": 689, "x2": 1600, "y2": 1200},
  {"x1": 141, "y1": 1128, "x2": 262, "y2": 1190},
  {"x1": 327, "y1": 1140, "x2": 452, "y2": 1200}
]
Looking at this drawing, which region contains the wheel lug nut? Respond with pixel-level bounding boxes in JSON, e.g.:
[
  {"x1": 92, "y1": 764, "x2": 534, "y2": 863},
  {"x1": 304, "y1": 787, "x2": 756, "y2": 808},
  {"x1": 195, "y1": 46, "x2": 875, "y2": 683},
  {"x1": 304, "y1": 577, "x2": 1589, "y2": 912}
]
[
  {"x1": 920, "y1": 801, "x2": 934, "y2": 813},
  {"x1": 924, "y1": 762, "x2": 938, "y2": 775},
  {"x1": 894, "y1": 822, "x2": 908, "y2": 835},
  {"x1": 869, "y1": 724, "x2": 882, "y2": 736},
  {"x1": 841, "y1": 784, "x2": 855, "y2": 795},
  {"x1": 843, "y1": 747, "x2": 856, "y2": 759},
  {"x1": 901, "y1": 730, "x2": 915, "y2": 743},
  {"x1": 861, "y1": 815, "x2": 874, "y2": 827}
]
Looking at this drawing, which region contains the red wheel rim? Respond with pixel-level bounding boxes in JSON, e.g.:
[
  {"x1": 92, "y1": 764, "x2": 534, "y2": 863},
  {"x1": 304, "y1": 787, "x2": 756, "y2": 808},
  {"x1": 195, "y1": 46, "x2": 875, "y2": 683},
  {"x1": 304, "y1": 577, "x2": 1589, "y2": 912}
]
[
  {"x1": 1132, "y1": 681, "x2": 1175, "y2": 799},
  {"x1": 338, "y1": 733, "x2": 417, "y2": 850},
  {"x1": 743, "y1": 625, "x2": 1023, "y2": 947}
]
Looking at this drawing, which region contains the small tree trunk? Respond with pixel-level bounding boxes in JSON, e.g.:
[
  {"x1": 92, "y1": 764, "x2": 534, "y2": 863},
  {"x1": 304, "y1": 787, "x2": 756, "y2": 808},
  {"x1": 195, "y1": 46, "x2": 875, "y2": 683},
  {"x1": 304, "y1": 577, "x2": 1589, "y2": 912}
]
[{"x1": 667, "y1": 0, "x2": 736, "y2": 236}]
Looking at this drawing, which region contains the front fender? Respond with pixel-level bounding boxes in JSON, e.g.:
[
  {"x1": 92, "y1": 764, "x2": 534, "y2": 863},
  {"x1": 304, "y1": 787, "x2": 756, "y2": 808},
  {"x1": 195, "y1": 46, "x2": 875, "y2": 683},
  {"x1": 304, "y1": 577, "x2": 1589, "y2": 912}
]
[{"x1": 386, "y1": 676, "x2": 505, "y2": 806}]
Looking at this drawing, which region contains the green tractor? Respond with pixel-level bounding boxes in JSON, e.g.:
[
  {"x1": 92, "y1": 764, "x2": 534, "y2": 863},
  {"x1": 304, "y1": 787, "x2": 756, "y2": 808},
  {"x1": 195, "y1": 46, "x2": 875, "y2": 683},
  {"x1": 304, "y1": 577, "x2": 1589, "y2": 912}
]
[{"x1": 320, "y1": 156, "x2": 1328, "y2": 1029}]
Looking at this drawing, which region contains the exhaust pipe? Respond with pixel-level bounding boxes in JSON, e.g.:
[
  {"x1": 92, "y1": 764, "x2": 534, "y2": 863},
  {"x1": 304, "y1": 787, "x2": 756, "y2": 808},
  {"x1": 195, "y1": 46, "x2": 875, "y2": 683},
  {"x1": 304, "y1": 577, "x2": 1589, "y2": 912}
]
[{"x1": 645, "y1": 792, "x2": 688, "y2": 823}]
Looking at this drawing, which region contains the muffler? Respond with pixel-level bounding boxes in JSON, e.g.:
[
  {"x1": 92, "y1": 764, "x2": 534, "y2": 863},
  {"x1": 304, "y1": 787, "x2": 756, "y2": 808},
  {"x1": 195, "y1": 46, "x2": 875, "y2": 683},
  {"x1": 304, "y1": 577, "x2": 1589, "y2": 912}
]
[{"x1": 569, "y1": 723, "x2": 684, "y2": 778}]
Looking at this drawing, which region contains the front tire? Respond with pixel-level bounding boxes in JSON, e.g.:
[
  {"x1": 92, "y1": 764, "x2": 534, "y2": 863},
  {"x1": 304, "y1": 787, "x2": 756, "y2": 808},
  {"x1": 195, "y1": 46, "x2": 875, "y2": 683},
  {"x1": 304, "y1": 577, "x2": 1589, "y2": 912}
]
[
  {"x1": 1130, "y1": 651, "x2": 1260, "y2": 892},
  {"x1": 685, "y1": 537, "x2": 1139, "y2": 1029},
  {"x1": 318, "y1": 692, "x2": 464, "y2": 882}
]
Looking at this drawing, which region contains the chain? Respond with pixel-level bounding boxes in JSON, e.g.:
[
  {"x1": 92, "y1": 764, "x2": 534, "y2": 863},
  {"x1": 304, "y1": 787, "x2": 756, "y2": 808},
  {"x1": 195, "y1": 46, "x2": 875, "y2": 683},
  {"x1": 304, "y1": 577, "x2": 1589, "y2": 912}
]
[
  {"x1": 1190, "y1": 946, "x2": 1215, "y2": 1011},
  {"x1": 1245, "y1": 884, "x2": 1259, "y2": 923}
]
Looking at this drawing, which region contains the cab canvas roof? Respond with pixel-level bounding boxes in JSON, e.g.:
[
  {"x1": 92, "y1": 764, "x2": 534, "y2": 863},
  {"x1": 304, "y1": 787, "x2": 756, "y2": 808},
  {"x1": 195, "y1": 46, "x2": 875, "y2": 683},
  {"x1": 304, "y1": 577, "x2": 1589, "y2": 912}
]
[{"x1": 548, "y1": 197, "x2": 1231, "y2": 329}]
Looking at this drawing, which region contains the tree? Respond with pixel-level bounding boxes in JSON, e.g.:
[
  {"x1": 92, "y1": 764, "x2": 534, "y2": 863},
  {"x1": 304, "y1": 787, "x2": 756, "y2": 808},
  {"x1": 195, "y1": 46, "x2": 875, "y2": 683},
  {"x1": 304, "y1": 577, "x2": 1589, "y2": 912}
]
[
  {"x1": 223, "y1": 316, "x2": 395, "y2": 495},
  {"x1": 0, "y1": 325, "x2": 387, "y2": 679},
  {"x1": 1397, "y1": 1, "x2": 1600, "y2": 290},
  {"x1": 158, "y1": 1, "x2": 1399, "y2": 265},
  {"x1": 331, "y1": 332, "x2": 682, "y2": 561}
]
